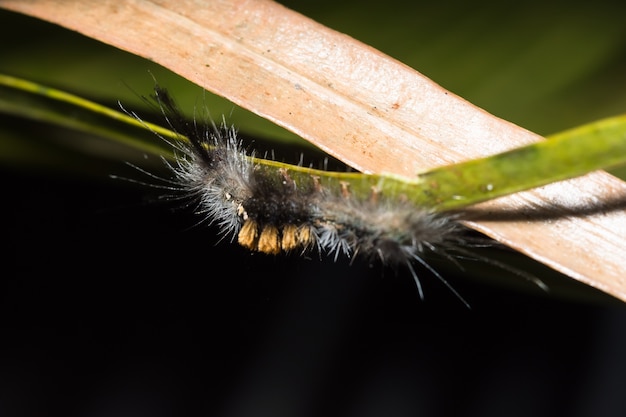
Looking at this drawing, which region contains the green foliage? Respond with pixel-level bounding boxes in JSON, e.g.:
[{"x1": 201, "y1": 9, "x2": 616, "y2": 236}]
[{"x1": 1, "y1": 73, "x2": 625, "y2": 213}]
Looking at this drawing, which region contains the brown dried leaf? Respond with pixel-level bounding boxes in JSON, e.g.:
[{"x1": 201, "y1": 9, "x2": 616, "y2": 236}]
[{"x1": 2, "y1": 0, "x2": 625, "y2": 301}]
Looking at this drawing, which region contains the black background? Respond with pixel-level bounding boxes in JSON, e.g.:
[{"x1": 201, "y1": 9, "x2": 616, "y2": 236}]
[
  {"x1": 2, "y1": 1, "x2": 626, "y2": 415},
  {"x1": 1, "y1": 163, "x2": 625, "y2": 417}
]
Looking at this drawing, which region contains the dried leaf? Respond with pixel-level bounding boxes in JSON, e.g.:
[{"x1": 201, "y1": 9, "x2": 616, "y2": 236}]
[{"x1": 2, "y1": 0, "x2": 625, "y2": 301}]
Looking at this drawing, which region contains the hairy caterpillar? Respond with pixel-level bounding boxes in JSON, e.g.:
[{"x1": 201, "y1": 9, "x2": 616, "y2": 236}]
[{"x1": 122, "y1": 86, "x2": 547, "y2": 308}]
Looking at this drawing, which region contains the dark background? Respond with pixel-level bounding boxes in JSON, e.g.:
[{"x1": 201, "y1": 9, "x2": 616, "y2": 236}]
[
  {"x1": 1, "y1": 160, "x2": 625, "y2": 417},
  {"x1": 2, "y1": 1, "x2": 626, "y2": 416}
]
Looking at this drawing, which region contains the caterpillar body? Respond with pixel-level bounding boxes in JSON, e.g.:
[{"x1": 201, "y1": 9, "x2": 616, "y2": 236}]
[{"x1": 126, "y1": 86, "x2": 546, "y2": 307}]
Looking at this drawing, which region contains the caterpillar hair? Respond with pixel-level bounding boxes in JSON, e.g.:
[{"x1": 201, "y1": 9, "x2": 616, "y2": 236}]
[{"x1": 124, "y1": 85, "x2": 547, "y2": 308}]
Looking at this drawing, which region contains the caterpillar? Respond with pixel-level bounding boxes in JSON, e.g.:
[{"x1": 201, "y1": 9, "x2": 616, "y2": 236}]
[{"x1": 122, "y1": 85, "x2": 547, "y2": 308}]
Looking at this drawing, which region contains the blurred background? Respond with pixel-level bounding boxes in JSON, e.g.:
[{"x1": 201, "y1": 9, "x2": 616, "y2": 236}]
[{"x1": 1, "y1": 1, "x2": 626, "y2": 416}]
